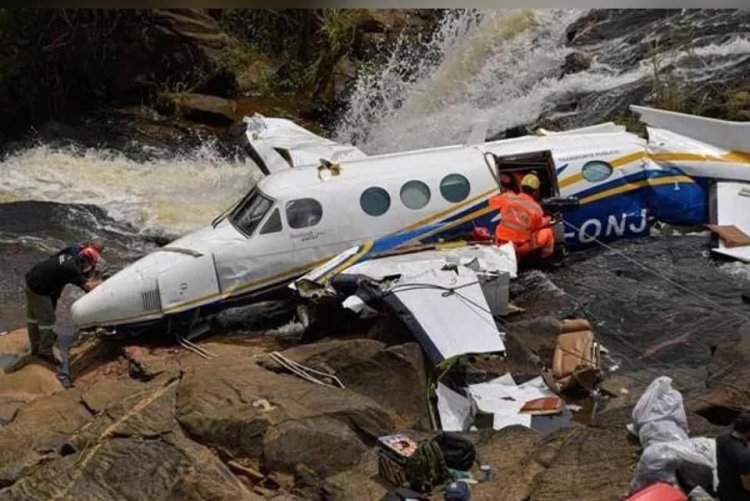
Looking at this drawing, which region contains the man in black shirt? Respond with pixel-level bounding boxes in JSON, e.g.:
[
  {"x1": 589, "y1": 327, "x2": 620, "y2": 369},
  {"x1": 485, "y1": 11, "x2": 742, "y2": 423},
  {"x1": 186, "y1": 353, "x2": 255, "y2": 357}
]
[
  {"x1": 24, "y1": 246, "x2": 102, "y2": 376},
  {"x1": 717, "y1": 412, "x2": 750, "y2": 501}
]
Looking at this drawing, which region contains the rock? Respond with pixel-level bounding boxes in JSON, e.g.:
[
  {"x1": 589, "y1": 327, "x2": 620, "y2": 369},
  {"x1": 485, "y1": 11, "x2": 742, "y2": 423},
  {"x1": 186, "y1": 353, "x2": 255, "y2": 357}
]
[
  {"x1": 1, "y1": 433, "x2": 259, "y2": 500},
  {"x1": 122, "y1": 345, "x2": 181, "y2": 381},
  {"x1": 0, "y1": 329, "x2": 30, "y2": 371},
  {"x1": 271, "y1": 339, "x2": 430, "y2": 429},
  {"x1": 0, "y1": 389, "x2": 92, "y2": 487},
  {"x1": 470, "y1": 427, "x2": 545, "y2": 501},
  {"x1": 263, "y1": 417, "x2": 366, "y2": 477},
  {"x1": 688, "y1": 327, "x2": 750, "y2": 425},
  {"x1": 560, "y1": 52, "x2": 592, "y2": 77},
  {"x1": 0, "y1": 363, "x2": 63, "y2": 424},
  {"x1": 176, "y1": 349, "x2": 394, "y2": 461},
  {"x1": 504, "y1": 316, "x2": 563, "y2": 362},
  {"x1": 323, "y1": 450, "x2": 388, "y2": 501},
  {"x1": 529, "y1": 406, "x2": 640, "y2": 501},
  {"x1": 0, "y1": 371, "x2": 258, "y2": 500},
  {"x1": 156, "y1": 93, "x2": 238, "y2": 127}
]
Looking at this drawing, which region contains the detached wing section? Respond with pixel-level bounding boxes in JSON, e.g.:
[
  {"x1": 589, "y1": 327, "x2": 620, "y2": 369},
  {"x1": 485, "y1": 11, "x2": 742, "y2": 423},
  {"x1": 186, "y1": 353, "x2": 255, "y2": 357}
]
[
  {"x1": 631, "y1": 106, "x2": 750, "y2": 261},
  {"x1": 243, "y1": 114, "x2": 367, "y2": 174},
  {"x1": 294, "y1": 236, "x2": 517, "y2": 366}
]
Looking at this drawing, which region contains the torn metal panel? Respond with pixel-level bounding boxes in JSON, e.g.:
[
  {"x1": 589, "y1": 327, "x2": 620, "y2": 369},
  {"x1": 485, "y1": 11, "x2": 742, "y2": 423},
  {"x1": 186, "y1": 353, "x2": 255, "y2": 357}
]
[
  {"x1": 711, "y1": 181, "x2": 750, "y2": 263},
  {"x1": 343, "y1": 243, "x2": 517, "y2": 281},
  {"x1": 381, "y1": 265, "x2": 506, "y2": 364},
  {"x1": 436, "y1": 383, "x2": 474, "y2": 432},
  {"x1": 467, "y1": 375, "x2": 558, "y2": 431}
]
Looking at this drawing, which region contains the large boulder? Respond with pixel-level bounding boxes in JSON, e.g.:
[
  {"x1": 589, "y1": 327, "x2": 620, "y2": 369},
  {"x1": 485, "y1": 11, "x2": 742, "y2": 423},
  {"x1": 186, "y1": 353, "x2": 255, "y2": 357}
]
[
  {"x1": 0, "y1": 389, "x2": 92, "y2": 487},
  {"x1": 0, "y1": 373, "x2": 257, "y2": 500},
  {"x1": 268, "y1": 339, "x2": 431, "y2": 429},
  {"x1": 156, "y1": 93, "x2": 238, "y2": 127},
  {"x1": 176, "y1": 348, "x2": 395, "y2": 463},
  {"x1": 0, "y1": 363, "x2": 63, "y2": 424},
  {"x1": 263, "y1": 417, "x2": 367, "y2": 477}
]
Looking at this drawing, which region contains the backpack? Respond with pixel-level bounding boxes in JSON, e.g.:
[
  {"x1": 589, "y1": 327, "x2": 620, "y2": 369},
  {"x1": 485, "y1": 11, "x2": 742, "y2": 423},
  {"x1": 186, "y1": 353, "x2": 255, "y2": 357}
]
[
  {"x1": 436, "y1": 432, "x2": 476, "y2": 472},
  {"x1": 405, "y1": 438, "x2": 450, "y2": 493}
]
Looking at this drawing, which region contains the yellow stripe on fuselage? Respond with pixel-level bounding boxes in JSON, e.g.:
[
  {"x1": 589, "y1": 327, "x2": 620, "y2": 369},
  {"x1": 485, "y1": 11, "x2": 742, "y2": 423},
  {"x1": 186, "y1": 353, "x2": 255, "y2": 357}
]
[
  {"x1": 558, "y1": 150, "x2": 750, "y2": 190},
  {"x1": 578, "y1": 175, "x2": 694, "y2": 205}
]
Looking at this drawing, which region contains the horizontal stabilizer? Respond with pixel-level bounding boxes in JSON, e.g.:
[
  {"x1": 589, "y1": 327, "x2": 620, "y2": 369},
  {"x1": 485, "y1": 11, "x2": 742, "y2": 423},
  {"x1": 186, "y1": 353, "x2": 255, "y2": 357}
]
[
  {"x1": 631, "y1": 105, "x2": 749, "y2": 153},
  {"x1": 536, "y1": 122, "x2": 626, "y2": 136}
]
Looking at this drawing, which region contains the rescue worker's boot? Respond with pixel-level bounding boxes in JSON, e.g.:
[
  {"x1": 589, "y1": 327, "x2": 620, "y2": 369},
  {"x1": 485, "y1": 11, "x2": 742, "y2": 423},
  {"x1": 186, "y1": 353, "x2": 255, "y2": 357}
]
[{"x1": 37, "y1": 328, "x2": 61, "y2": 366}]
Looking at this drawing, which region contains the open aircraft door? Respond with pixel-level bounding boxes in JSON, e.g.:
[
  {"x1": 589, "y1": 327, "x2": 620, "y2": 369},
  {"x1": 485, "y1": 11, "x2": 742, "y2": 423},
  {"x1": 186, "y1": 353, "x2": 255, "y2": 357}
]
[{"x1": 483, "y1": 149, "x2": 575, "y2": 256}]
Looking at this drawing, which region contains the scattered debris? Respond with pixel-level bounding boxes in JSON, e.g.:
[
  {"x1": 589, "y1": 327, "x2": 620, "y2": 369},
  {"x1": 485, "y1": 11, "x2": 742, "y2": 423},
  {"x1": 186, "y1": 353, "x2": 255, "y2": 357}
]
[{"x1": 628, "y1": 377, "x2": 717, "y2": 495}]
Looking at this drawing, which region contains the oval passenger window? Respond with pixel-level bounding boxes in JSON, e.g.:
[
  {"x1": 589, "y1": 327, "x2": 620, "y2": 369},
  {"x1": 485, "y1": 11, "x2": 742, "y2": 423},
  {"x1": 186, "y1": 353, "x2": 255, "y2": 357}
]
[
  {"x1": 360, "y1": 187, "x2": 391, "y2": 216},
  {"x1": 285, "y1": 198, "x2": 323, "y2": 229},
  {"x1": 440, "y1": 174, "x2": 471, "y2": 203},
  {"x1": 400, "y1": 180, "x2": 431, "y2": 210},
  {"x1": 581, "y1": 160, "x2": 614, "y2": 183}
]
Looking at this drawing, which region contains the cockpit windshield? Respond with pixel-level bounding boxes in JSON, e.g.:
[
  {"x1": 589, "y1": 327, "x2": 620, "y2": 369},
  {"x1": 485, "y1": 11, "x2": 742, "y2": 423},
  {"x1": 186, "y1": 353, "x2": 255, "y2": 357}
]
[{"x1": 228, "y1": 189, "x2": 274, "y2": 237}]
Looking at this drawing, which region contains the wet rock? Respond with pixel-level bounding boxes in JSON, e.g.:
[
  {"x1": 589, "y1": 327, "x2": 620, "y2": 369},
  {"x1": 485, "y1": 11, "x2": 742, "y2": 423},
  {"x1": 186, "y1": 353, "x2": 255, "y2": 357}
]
[
  {"x1": 688, "y1": 327, "x2": 750, "y2": 424},
  {"x1": 176, "y1": 349, "x2": 394, "y2": 461},
  {"x1": 263, "y1": 417, "x2": 367, "y2": 477},
  {"x1": 560, "y1": 52, "x2": 592, "y2": 77},
  {"x1": 271, "y1": 339, "x2": 430, "y2": 429},
  {"x1": 0, "y1": 389, "x2": 92, "y2": 487},
  {"x1": 156, "y1": 93, "x2": 238, "y2": 127}
]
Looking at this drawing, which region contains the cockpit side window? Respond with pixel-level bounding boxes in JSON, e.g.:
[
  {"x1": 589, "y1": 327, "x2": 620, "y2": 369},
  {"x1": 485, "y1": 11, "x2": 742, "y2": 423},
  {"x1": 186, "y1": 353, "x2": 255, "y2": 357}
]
[
  {"x1": 259, "y1": 208, "x2": 283, "y2": 234},
  {"x1": 286, "y1": 198, "x2": 323, "y2": 229},
  {"x1": 228, "y1": 190, "x2": 274, "y2": 237}
]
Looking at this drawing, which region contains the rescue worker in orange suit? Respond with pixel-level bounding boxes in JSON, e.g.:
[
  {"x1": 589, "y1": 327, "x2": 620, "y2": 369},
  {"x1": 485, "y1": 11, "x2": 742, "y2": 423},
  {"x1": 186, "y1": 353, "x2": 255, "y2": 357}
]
[{"x1": 490, "y1": 173, "x2": 555, "y2": 260}]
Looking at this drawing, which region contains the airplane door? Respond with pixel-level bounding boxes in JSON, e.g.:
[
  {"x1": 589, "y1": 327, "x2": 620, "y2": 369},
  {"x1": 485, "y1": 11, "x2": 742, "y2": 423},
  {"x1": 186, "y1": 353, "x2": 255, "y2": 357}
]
[{"x1": 284, "y1": 196, "x2": 357, "y2": 266}]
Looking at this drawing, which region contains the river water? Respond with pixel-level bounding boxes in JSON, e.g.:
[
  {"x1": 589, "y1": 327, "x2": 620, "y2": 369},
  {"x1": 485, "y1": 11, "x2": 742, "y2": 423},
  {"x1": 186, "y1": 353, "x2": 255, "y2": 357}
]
[{"x1": 1, "y1": 10, "x2": 749, "y2": 390}]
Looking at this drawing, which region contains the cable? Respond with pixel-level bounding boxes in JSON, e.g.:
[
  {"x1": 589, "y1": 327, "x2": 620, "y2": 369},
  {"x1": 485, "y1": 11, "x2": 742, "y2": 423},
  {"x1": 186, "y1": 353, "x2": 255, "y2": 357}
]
[{"x1": 563, "y1": 220, "x2": 750, "y2": 325}]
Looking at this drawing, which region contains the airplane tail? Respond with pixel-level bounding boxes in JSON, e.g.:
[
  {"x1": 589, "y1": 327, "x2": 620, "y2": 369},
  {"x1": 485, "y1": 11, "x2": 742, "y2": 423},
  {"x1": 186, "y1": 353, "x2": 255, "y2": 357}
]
[
  {"x1": 242, "y1": 114, "x2": 367, "y2": 175},
  {"x1": 630, "y1": 105, "x2": 749, "y2": 154}
]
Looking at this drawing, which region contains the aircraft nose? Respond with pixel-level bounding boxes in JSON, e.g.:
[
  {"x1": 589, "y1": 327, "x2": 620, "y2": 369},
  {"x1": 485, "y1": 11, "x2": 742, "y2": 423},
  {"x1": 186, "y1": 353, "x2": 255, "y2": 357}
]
[
  {"x1": 71, "y1": 265, "x2": 162, "y2": 330},
  {"x1": 71, "y1": 286, "x2": 109, "y2": 328}
]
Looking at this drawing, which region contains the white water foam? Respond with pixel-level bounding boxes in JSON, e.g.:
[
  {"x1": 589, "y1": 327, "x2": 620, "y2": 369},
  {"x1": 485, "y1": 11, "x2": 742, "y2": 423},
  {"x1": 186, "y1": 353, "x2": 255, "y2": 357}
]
[
  {"x1": 335, "y1": 9, "x2": 750, "y2": 154},
  {"x1": 0, "y1": 143, "x2": 260, "y2": 236}
]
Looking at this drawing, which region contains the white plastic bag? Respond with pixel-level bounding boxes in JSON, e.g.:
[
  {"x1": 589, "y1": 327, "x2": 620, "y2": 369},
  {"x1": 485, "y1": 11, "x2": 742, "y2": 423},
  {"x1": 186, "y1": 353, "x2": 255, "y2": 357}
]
[
  {"x1": 631, "y1": 437, "x2": 716, "y2": 492},
  {"x1": 629, "y1": 376, "x2": 689, "y2": 449}
]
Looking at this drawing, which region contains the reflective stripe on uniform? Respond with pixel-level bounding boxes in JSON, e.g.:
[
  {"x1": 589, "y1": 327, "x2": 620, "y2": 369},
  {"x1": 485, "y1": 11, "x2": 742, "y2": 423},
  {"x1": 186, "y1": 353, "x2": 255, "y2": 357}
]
[
  {"x1": 27, "y1": 318, "x2": 38, "y2": 324},
  {"x1": 38, "y1": 324, "x2": 55, "y2": 331}
]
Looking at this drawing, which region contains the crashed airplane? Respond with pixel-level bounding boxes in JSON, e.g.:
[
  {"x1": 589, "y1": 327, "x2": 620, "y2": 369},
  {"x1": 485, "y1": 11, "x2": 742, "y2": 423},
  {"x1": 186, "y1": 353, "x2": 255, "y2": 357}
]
[{"x1": 70, "y1": 105, "x2": 750, "y2": 336}]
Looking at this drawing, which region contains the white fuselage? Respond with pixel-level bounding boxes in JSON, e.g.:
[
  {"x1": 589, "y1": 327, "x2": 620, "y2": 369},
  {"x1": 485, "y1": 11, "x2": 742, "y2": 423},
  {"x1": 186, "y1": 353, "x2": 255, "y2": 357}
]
[{"x1": 71, "y1": 112, "x2": 750, "y2": 331}]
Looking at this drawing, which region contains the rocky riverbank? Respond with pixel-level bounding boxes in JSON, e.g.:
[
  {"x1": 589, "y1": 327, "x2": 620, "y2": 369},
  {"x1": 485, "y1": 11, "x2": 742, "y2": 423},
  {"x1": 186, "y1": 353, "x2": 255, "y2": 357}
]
[{"x1": 1, "y1": 248, "x2": 746, "y2": 500}]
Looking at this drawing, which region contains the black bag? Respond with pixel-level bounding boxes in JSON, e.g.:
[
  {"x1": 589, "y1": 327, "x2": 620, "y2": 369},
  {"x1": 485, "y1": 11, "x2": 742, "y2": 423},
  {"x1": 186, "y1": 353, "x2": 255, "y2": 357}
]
[
  {"x1": 380, "y1": 487, "x2": 428, "y2": 501},
  {"x1": 436, "y1": 432, "x2": 476, "y2": 472}
]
